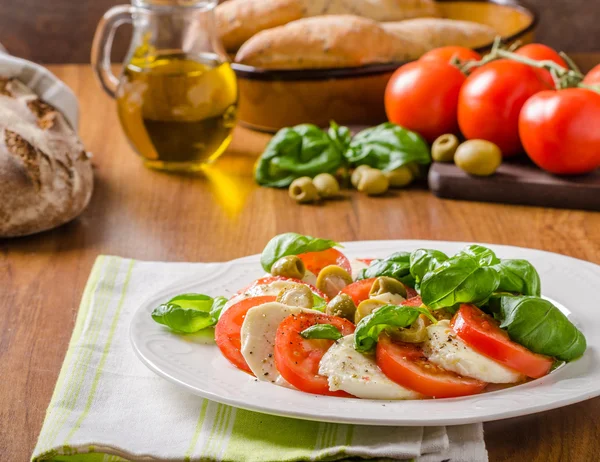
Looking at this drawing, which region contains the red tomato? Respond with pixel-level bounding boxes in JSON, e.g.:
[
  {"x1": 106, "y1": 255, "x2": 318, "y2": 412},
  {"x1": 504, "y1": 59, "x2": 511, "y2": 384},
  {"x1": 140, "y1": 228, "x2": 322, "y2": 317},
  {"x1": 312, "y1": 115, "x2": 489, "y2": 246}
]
[
  {"x1": 236, "y1": 276, "x2": 328, "y2": 301},
  {"x1": 583, "y1": 64, "x2": 600, "y2": 85},
  {"x1": 519, "y1": 88, "x2": 600, "y2": 174},
  {"x1": 376, "y1": 334, "x2": 487, "y2": 398},
  {"x1": 298, "y1": 248, "x2": 352, "y2": 276},
  {"x1": 451, "y1": 304, "x2": 553, "y2": 379},
  {"x1": 458, "y1": 60, "x2": 547, "y2": 157},
  {"x1": 402, "y1": 295, "x2": 423, "y2": 306},
  {"x1": 385, "y1": 60, "x2": 466, "y2": 142},
  {"x1": 341, "y1": 278, "x2": 376, "y2": 305},
  {"x1": 274, "y1": 312, "x2": 355, "y2": 396},
  {"x1": 215, "y1": 295, "x2": 276, "y2": 374},
  {"x1": 420, "y1": 46, "x2": 481, "y2": 64},
  {"x1": 515, "y1": 44, "x2": 567, "y2": 89}
]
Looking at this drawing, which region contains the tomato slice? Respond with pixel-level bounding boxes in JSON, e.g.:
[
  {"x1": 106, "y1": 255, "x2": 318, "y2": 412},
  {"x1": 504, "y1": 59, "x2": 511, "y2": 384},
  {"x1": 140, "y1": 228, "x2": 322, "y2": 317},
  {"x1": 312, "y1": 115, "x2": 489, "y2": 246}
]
[
  {"x1": 451, "y1": 304, "x2": 553, "y2": 379},
  {"x1": 402, "y1": 295, "x2": 423, "y2": 307},
  {"x1": 235, "y1": 276, "x2": 328, "y2": 301},
  {"x1": 376, "y1": 334, "x2": 487, "y2": 398},
  {"x1": 356, "y1": 258, "x2": 375, "y2": 266},
  {"x1": 341, "y1": 278, "x2": 376, "y2": 305},
  {"x1": 215, "y1": 295, "x2": 276, "y2": 374},
  {"x1": 274, "y1": 312, "x2": 355, "y2": 396},
  {"x1": 298, "y1": 248, "x2": 352, "y2": 276}
]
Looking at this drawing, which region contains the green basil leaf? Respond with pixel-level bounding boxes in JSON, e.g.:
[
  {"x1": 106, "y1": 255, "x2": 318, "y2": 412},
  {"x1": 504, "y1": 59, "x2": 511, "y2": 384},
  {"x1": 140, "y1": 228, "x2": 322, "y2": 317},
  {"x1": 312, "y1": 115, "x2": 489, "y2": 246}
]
[
  {"x1": 419, "y1": 251, "x2": 500, "y2": 309},
  {"x1": 254, "y1": 124, "x2": 343, "y2": 187},
  {"x1": 345, "y1": 123, "x2": 430, "y2": 173},
  {"x1": 260, "y1": 232, "x2": 339, "y2": 272},
  {"x1": 151, "y1": 294, "x2": 225, "y2": 333},
  {"x1": 494, "y1": 259, "x2": 541, "y2": 296},
  {"x1": 409, "y1": 249, "x2": 449, "y2": 288},
  {"x1": 357, "y1": 251, "x2": 415, "y2": 287},
  {"x1": 354, "y1": 304, "x2": 436, "y2": 352},
  {"x1": 328, "y1": 121, "x2": 352, "y2": 156},
  {"x1": 300, "y1": 324, "x2": 342, "y2": 340},
  {"x1": 461, "y1": 244, "x2": 500, "y2": 266},
  {"x1": 312, "y1": 293, "x2": 327, "y2": 312},
  {"x1": 489, "y1": 295, "x2": 586, "y2": 361}
]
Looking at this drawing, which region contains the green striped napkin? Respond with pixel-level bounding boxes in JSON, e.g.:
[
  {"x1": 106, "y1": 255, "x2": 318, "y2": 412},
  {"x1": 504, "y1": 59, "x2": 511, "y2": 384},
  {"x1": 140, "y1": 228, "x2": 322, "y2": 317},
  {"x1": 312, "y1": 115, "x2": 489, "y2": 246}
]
[{"x1": 31, "y1": 256, "x2": 487, "y2": 462}]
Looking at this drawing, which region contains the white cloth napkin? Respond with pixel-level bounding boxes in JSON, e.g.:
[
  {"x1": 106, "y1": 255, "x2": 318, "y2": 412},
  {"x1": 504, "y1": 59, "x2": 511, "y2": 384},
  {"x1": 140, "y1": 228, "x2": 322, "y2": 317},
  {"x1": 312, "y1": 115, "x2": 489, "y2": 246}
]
[{"x1": 32, "y1": 256, "x2": 488, "y2": 462}]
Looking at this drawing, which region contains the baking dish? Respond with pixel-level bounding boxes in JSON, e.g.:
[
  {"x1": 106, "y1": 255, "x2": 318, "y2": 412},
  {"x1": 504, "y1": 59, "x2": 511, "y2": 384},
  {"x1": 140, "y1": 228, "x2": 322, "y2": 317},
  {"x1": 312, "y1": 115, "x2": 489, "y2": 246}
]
[{"x1": 232, "y1": 0, "x2": 537, "y2": 132}]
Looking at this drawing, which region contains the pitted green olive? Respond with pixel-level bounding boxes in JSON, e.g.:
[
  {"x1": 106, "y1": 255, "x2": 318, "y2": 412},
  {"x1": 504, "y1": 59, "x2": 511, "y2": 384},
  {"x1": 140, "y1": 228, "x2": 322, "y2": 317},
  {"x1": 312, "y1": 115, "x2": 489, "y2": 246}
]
[
  {"x1": 355, "y1": 299, "x2": 387, "y2": 324},
  {"x1": 385, "y1": 166, "x2": 414, "y2": 188},
  {"x1": 312, "y1": 173, "x2": 340, "y2": 198},
  {"x1": 369, "y1": 276, "x2": 408, "y2": 298},
  {"x1": 326, "y1": 293, "x2": 356, "y2": 321},
  {"x1": 316, "y1": 265, "x2": 353, "y2": 298},
  {"x1": 454, "y1": 139, "x2": 502, "y2": 176},
  {"x1": 357, "y1": 168, "x2": 389, "y2": 196},
  {"x1": 388, "y1": 315, "x2": 428, "y2": 343},
  {"x1": 271, "y1": 255, "x2": 306, "y2": 279},
  {"x1": 432, "y1": 134, "x2": 460, "y2": 162},
  {"x1": 277, "y1": 283, "x2": 314, "y2": 308},
  {"x1": 289, "y1": 177, "x2": 320, "y2": 203},
  {"x1": 351, "y1": 165, "x2": 372, "y2": 188}
]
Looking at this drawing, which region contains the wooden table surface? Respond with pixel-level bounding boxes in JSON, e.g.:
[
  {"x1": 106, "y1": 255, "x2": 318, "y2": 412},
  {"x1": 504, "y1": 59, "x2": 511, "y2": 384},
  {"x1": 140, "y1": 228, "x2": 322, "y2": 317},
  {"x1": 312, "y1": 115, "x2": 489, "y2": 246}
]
[{"x1": 2, "y1": 56, "x2": 600, "y2": 462}]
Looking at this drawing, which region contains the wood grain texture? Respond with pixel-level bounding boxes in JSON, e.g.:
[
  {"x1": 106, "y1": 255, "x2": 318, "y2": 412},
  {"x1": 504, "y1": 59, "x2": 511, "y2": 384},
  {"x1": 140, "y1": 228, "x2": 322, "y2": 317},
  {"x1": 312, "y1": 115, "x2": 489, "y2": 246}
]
[
  {"x1": 1, "y1": 59, "x2": 600, "y2": 461},
  {"x1": 0, "y1": 0, "x2": 598, "y2": 63}
]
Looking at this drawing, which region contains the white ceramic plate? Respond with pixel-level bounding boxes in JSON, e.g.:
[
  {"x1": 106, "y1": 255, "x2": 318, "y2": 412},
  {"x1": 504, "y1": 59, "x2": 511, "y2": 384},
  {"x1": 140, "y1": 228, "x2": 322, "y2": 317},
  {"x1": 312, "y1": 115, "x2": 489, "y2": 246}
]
[{"x1": 130, "y1": 240, "x2": 600, "y2": 426}]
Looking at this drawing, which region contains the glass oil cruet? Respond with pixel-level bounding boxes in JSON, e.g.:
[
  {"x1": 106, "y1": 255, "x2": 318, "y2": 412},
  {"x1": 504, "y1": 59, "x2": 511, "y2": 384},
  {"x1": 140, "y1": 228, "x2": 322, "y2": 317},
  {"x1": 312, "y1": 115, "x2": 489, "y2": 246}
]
[{"x1": 92, "y1": 0, "x2": 237, "y2": 172}]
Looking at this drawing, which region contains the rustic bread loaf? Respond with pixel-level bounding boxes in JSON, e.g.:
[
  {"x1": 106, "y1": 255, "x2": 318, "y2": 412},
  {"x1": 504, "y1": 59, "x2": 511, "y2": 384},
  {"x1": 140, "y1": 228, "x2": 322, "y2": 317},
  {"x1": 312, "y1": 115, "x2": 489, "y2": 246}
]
[
  {"x1": 0, "y1": 77, "x2": 93, "y2": 237},
  {"x1": 217, "y1": 0, "x2": 305, "y2": 53},
  {"x1": 382, "y1": 18, "x2": 497, "y2": 52},
  {"x1": 216, "y1": 0, "x2": 439, "y2": 52},
  {"x1": 235, "y1": 15, "x2": 423, "y2": 69}
]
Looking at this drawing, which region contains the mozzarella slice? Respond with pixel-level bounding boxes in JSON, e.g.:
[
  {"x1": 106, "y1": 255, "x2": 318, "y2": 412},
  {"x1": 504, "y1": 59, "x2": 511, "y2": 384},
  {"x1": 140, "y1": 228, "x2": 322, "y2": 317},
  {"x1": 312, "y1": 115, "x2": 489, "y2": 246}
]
[
  {"x1": 240, "y1": 302, "x2": 314, "y2": 383},
  {"x1": 318, "y1": 335, "x2": 422, "y2": 399},
  {"x1": 424, "y1": 320, "x2": 524, "y2": 384},
  {"x1": 350, "y1": 258, "x2": 370, "y2": 279}
]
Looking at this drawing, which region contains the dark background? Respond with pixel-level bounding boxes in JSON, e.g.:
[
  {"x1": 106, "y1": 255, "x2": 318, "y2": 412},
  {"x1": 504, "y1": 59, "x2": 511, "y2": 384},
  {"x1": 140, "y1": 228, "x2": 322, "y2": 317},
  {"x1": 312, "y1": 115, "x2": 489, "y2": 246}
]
[{"x1": 0, "y1": 0, "x2": 597, "y2": 64}]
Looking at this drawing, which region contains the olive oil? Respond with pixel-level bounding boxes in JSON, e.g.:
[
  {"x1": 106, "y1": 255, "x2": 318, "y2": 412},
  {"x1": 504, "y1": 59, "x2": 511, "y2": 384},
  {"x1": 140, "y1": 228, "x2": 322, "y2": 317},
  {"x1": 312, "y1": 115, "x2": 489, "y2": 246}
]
[{"x1": 117, "y1": 52, "x2": 237, "y2": 171}]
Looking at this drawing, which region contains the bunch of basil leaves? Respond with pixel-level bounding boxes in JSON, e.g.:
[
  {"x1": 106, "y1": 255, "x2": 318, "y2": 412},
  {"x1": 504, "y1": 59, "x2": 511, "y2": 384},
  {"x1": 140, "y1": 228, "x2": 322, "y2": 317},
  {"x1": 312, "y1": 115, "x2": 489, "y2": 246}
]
[{"x1": 254, "y1": 121, "x2": 431, "y2": 187}]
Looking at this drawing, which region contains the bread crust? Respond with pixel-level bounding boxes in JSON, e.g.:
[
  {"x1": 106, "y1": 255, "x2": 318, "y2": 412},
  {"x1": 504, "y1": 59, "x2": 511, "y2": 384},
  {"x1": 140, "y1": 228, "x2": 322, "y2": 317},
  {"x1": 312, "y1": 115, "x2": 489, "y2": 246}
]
[
  {"x1": 382, "y1": 18, "x2": 497, "y2": 51},
  {"x1": 217, "y1": 0, "x2": 440, "y2": 52},
  {"x1": 235, "y1": 15, "x2": 422, "y2": 69},
  {"x1": 0, "y1": 77, "x2": 93, "y2": 237},
  {"x1": 216, "y1": 0, "x2": 305, "y2": 52}
]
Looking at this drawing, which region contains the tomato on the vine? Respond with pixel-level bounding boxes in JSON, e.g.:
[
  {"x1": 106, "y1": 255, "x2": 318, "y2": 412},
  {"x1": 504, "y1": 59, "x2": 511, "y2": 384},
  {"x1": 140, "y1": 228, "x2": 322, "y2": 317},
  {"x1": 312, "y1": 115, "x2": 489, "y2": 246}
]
[
  {"x1": 515, "y1": 44, "x2": 567, "y2": 88},
  {"x1": 385, "y1": 60, "x2": 466, "y2": 143},
  {"x1": 583, "y1": 64, "x2": 600, "y2": 85},
  {"x1": 458, "y1": 60, "x2": 547, "y2": 157},
  {"x1": 519, "y1": 88, "x2": 600, "y2": 174},
  {"x1": 420, "y1": 46, "x2": 481, "y2": 64}
]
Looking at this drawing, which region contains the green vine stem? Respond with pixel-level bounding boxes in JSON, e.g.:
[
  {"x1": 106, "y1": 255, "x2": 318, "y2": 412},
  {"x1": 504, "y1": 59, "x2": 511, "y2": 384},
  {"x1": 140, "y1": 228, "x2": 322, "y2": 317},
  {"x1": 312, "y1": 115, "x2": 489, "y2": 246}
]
[{"x1": 459, "y1": 36, "x2": 598, "y2": 93}]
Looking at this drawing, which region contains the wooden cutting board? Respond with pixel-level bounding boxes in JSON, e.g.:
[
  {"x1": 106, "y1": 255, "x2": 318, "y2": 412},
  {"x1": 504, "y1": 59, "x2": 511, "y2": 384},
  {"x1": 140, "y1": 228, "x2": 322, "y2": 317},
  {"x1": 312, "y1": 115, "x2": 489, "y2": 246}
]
[{"x1": 428, "y1": 158, "x2": 600, "y2": 211}]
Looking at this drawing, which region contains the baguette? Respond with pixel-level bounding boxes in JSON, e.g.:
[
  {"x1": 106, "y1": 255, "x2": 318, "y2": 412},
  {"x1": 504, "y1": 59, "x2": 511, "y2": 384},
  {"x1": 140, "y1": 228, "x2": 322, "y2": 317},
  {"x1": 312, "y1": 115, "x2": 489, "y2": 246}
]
[
  {"x1": 216, "y1": 0, "x2": 305, "y2": 52},
  {"x1": 217, "y1": 0, "x2": 439, "y2": 52},
  {"x1": 235, "y1": 15, "x2": 422, "y2": 69},
  {"x1": 382, "y1": 18, "x2": 497, "y2": 52}
]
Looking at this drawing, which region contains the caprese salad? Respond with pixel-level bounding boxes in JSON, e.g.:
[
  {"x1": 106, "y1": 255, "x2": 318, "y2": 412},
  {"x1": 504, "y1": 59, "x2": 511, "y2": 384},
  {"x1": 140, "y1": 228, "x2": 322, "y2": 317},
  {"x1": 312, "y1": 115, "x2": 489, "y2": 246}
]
[{"x1": 151, "y1": 233, "x2": 587, "y2": 399}]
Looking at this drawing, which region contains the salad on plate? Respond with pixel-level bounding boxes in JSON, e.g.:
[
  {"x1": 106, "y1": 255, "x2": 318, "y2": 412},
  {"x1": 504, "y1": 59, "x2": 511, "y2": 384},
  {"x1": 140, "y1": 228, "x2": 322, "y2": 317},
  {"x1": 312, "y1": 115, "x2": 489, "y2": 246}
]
[{"x1": 151, "y1": 233, "x2": 586, "y2": 400}]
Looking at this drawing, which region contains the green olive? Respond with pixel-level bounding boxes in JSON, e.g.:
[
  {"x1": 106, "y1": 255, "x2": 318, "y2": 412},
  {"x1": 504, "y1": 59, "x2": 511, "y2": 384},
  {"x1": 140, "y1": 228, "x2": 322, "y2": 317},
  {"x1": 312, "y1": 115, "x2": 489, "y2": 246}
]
[
  {"x1": 312, "y1": 173, "x2": 340, "y2": 198},
  {"x1": 316, "y1": 265, "x2": 353, "y2": 298},
  {"x1": 326, "y1": 293, "x2": 356, "y2": 322},
  {"x1": 454, "y1": 139, "x2": 502, "y2": 176},
  {"x1": 355, "y1": 299, "x2": 386, "y2": 324},
  {"x1": 289, "y1": 177, "x2": 320, "y2": 203},
  {"x1": 385, "y1": 166, "x2": 414, "y2": 188},
  {"x1": 271, "y1": 255, "x2": 306, "y2": 279},
  {"x1": 351, "y1": 165, "x2": 372, "y2": 188},
  {"x1": 357, "y1": 168, "x2": 389, "y2": 196},
  {"x1": 431, "y1": 134, "x2": 460, "y2": 162},
  {"x1": 277, "y1": 283, "x2": 313, "y2": 308},
  {"x1": 369, "y1": 276, "x2": 407, "y2": 298},
  {"x1": 387, "y1": 315, "x2": 428, "y2": 343}
]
